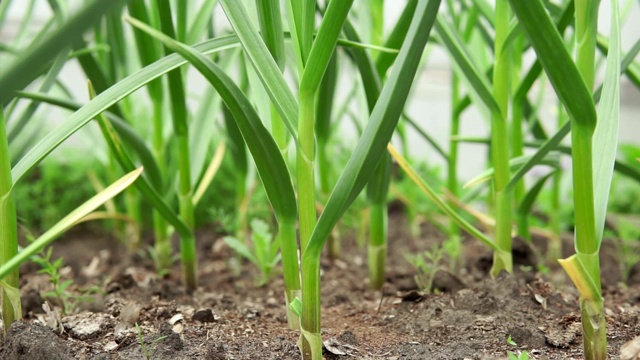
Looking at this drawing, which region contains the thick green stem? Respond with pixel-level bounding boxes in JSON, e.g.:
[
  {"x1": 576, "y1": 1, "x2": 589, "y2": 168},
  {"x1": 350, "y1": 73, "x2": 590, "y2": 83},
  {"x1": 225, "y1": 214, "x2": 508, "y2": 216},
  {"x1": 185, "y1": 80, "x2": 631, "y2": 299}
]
[
  {"x1": 0, "y1": 107, "x2": 20, "y2": 333},
  {"x1": 571, "y1": 127, "x2": 599, "y2": 271},
  {"x1": 369, "y1": 0, "x2": 384, "y2": 46},
  {"x1": 153, "y1": 211, "x2": 171, "y2": 271},
  {"x1": 179, "y1": 232, "x2": 198, "y2": 291},
  {"x1": 580, "y1": 289, "x2": 607, "y2": 359},
  {"x1": 368, "y1": 203, "x2": 386, "y2": 289},
  {"x1": 490, "y1": 0, "x2": 513, "y2": 276},
  {"x1": 177, "y1": 135, "x2": 194, "y2": 229},
  {"x1": 571, "y1": 125, "x2": 604, "y2": 359},
  {"x1": 150, "y1": 94, "x2": 171, "y2": 274},
  {"x1": 575, "y1": 0, "x2": 600, "y2": 91},
  {"x1": 492, "y1": 191, "x2": 513, "y2": 274},
  {"x1": 367, "y1": 153, "x2": 391, "y2": 289},
  {"x1": 300, "y1": 250, "x2": 323, "y2": 360},
  {"x1": 279, "y1": 219, "x2": 301, "y2": 329},
  {"x1": 510, "y1": 36, "x2": 529, "y2": 241},
  {"x1": 297, "y1": 94, "x2": 316, "y2": 252},
  {"x1": 157, "y1": 0, "x2": 197, "y2": 290},
  {"x1": 256, "y1": 0, "x2": 288, "y2": 154},
  {"x1": 177, "y1": 134, "x2": 197, "y2": 290},
  {"x1": 176, "y1": 0, "x2": 187, "y2": 42}
]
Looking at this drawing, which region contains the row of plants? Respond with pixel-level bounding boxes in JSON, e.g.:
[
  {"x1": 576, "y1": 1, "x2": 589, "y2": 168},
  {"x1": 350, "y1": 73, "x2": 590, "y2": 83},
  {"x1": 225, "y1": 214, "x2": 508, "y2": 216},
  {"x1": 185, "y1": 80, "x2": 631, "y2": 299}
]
[{"x1": 1, "y1": 0, "x2": 640, "y2": 359}]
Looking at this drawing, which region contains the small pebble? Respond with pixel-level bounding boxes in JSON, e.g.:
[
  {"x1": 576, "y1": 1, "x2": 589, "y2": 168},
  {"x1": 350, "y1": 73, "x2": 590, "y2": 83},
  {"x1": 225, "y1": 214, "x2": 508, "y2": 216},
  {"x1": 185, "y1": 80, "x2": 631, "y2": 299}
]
[
  {"x1": 193, "y1": 309, "x2": 216, "y2": 323},
  {"x1": 103, "y1": 341, "x2": 118, "y2": 352}
]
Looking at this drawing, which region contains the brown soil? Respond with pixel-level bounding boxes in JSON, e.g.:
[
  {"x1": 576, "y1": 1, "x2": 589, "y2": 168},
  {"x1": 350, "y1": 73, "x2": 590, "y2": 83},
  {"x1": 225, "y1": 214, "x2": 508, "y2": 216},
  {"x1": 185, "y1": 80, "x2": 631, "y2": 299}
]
[{"x1": 2, "y1": 212, "x2": 639, "y2": 359}]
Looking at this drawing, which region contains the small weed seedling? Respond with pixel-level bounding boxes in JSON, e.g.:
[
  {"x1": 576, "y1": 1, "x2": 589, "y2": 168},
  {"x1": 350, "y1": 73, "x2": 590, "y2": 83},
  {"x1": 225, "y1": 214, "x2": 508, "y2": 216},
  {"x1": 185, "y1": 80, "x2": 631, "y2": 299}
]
[
  {"x1": 224, "y1": 219, "x2": 280, "y2": 286},
  {"x1": 404, "y1": 245, "x2": 445, "y2": 293},
  {"x1": 32, "y1": 247, "x2": 101, "y2": 316},
  {"x1": 137, "y1": 246, "x2": 180, "y2": 278},
  {"x1": 508, "y1": 351, "x2": 530, "y2": 360},
  {"x1": 135, "y1": 322, "x2": 167, "y2": 360},
  {"x1": 507, "y1": 335, "x2": 530, "y2": 360}
]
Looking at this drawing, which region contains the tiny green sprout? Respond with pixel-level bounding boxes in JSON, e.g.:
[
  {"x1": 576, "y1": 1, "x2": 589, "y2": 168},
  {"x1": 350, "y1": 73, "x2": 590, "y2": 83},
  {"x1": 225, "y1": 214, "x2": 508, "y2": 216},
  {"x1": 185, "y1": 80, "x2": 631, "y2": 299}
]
[
  {"x1": 508, "y1": 350, "x2": 530, "y2": 360},
  {"x1": 138, "y1": 246, "x2": 180, "y2": 278},
  {"x1": 536, "y1": 264, "x2": 550, "y2": 275},
  {"x1": 404, "y1": 245, "x2": 445, "y2": 293},
  {"x1": 507, "y1": 336, "x2": 530, "y2": 360},
  {"x1": 224, "y1": 219, "x2": 281, "y2": 286},
  {"x1": 135, "y1": 322, "x2": 167, "y2": 360},
  {"x1": 32, "y1": 247, "x2": 101, "y2": 316}
]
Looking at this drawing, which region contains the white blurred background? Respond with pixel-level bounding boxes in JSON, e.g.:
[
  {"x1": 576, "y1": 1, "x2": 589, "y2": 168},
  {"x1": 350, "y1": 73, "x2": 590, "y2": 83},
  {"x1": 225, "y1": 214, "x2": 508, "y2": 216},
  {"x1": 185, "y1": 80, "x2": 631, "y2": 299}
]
[{"x1": 2, "y1": 0, "x2": 639, "y2": 182}]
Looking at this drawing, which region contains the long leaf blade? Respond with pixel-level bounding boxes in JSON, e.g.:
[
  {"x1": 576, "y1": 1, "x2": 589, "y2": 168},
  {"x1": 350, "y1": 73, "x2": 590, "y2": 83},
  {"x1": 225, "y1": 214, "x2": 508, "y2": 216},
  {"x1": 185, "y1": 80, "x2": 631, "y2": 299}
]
[
  {"x1": 219, "y1": 0, "x2": 299, "y2": 139},
  {"x1": 508, "y1": 0, "x2": 596, "y2": 129},
  {"x1": 125, "y1": 16, "x2": 297, "y2": 224},
  {"x1": 0, "y1": 168, "x2": 142, "y2": 280},
  {"x1": 306, "y1": 0, "x2": 442, "y2": 257},
  {"x1": 10, "y1": 36, "x2": 240, "y2": 187},
  {"x1": 0, "y1": 0, "x2": 126, "y2": 104},
  {"x1": 434, "y1": 16, "x2": 501, "y2": 116},
  {"x1": 592, "y1": 0, "x2": 621, "y2": 244}
]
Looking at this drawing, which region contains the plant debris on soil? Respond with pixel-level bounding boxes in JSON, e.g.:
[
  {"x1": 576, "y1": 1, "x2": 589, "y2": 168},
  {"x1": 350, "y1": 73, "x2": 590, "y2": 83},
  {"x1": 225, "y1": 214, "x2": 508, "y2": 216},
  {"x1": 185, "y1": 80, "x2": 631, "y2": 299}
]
[{"x1": 3, "y1": 213, "x2": 640, "y2": 359}]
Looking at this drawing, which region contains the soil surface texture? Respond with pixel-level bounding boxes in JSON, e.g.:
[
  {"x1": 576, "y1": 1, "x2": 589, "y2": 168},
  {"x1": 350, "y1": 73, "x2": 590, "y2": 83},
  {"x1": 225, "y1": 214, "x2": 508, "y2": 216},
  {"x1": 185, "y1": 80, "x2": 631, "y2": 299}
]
[{"x1": 2, "y1": 212, "x2": 640, "y2": 359}]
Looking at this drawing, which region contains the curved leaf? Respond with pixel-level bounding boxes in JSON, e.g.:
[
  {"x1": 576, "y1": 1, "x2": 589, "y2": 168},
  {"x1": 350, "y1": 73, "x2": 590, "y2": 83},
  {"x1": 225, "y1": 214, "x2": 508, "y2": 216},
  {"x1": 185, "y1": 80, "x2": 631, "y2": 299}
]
[
  {"x1": 0, "y1": 168, "x2": 142, "y2": 281},
  {"x1": 13, "y1": 91, "x2": 164, "y2": 191},
  {"x1": 464, "y1": 153, "x2": 560, "y2": 189},
  {"x1": 509, "y1": 0, "x2": 596, "y2": 129},
  {"x1": 0, "y1": 0, "x2": 126, "y2": 104},
  {"x1": 219, "y1": 0, "x2": 299, "y2": 139},
  {"x1": 11, "y1": 35, "x2": 240, "y2": 188},
  {"x1": 124, "y1": 15, "x2": 297, "y2": 224},
  {"x1": 306, "y1": 0, "x2": 442, "y2": 257},
  {"x1": 434, "y1": 16, "x2": 501, "y2": 116}
]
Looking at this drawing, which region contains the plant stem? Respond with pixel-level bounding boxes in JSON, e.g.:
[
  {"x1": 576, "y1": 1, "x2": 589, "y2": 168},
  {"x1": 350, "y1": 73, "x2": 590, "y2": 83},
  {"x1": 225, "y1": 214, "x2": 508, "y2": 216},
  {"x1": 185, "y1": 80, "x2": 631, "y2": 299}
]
[
  {"x1": 575, "y1": 0, "x2": 600, "y2": 91},
  {"x1": 490, "y1": 0, "x2": 513, "y2": 275},
  {"x1": 571, "y1": 126, "x2": 599, "y2": 271},
  {"x1": 368, "y1": 202, "x2": 386, "y2": 289},
  {"x1": 297, "y1": 94, "x2": 316, "y2": 252},
  {"x1": 299, "y1": 0, "x2": 441, "y2": 357},
  {"x1": 316, "y1": 51, "x2": 339, "y2": 258},
  {"x1": 157, "y1": 0, "x2": 197, "y2": 290},
  {"x1": 300, "y1": 250, "x2": 323, "y2": 359},
  {"x1": 280, "y1": 219, "x2": 301, "y2": 329},
  {"x1": 572, "y1": 121, "x2": 605, "y2": 360},
  {"x1": 580, "y1": 294, "x2": 607, "y2": 360},
  {"x1": 150, "y1": 98, "x2": 171, "y2": 274},
  {"x1": 367, "y1": 154, "x2": 391, "y2": 289},
  {"x1": 368, "y1": 0, "x2": 384, "y2": 46},
  {"x1": 256, "y1": 0, "x2": 288, "y2": 155},
  {"x1": 364, "y1": 0, "x2": 391, "y2": 284},
  {"x1": 448, "y1": 72, "x2": 461, "y2": 266},
  {"x1": 0, "y1": 106, "x2": 20, "y2": 333},
  {"x1": 510, "y1": 35, "x2": 529, "y2": 241}
]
